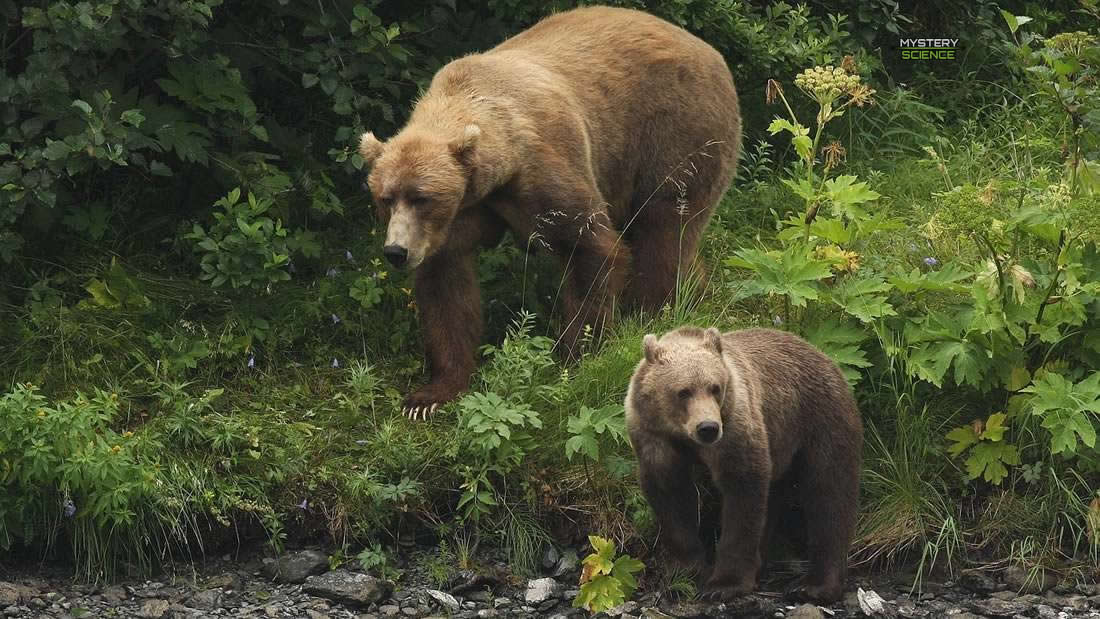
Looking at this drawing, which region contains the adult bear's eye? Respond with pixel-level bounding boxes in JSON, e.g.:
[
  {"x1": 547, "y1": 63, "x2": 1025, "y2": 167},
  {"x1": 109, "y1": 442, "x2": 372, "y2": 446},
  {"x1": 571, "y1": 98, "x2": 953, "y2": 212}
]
[
  {"x1": 709, "y1": 384, "x2": 721, "y2": 397},
  {"x1": 408, "y1": 196, "x2": 429, "y2": 207},
  {"x1": 677, "y1": 388, "x2": 691, "y2": 400}
]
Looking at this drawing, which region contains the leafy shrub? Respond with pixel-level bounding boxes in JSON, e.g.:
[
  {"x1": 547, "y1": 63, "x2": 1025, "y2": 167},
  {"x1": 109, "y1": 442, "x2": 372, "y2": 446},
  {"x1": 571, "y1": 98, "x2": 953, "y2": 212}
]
[{"x1": 573, "y1": 535, "x2": 644, "y2": 614}]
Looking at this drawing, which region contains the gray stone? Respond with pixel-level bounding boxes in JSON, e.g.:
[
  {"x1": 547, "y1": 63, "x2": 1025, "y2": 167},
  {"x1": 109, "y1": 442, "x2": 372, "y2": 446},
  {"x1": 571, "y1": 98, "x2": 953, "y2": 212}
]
[
  {"x1": 641, "y1": 611, "x2": 676, "y2": 619},
  {"x1": 425, "y1": 589, "x2": 459, "y2": 610},
  {"x1": 379, "y1": 605, "x2": 401, "y2": 617},
  {"x1": 205, "y1": 572, "x2": 245, "y2": 591},
  {"x1": 524, "y1": 578, "x2": 559, "y2": 604},
  {"x1": 493, "y1": 597, "x2": 511, "y2": 608},
  {"x1": 466, "y1": 590, "x2": 492, "y2": 603},
  {"x1": 607, "y1": 601, "x2": 639, "y2": 616},
  {"x1": 137, "y1": 599, "x2": 172, "y2": 619},
  {"x1": 262, "y1": 550, "x2": 330, "y2": 584},
  {"x1": 303, "y1": 570, "x2": 393, "y2": 608},
  {"x1": 553, "y1": 549, "x2": 580, "y2": 578},
  {"x1": 1036, "y1": 605, "x2": 1058, "y2": 619},
  {"x1": 787, "y1": 604, "x2": 826, "y2": 619},
  {"x1": 542, "y1": 546, "x2": 561, "y2": 570},
  {"x1": 400, "y1": 607, "x2": 417, "y2": 617},
  {"x1": 0, "y1": 584, "x2": 33, "y2": 607},
  {"x1": 1002, "y1": 565, "x2": 1059, "y2": 594},
  {"x1": 659, "y1": 601, "x2": 709, "y2": 618},
  {"x1": 959, "y1": 572, "x2": 999, "y2": 594},
  {"x1": 476, "y1": 611, "x2": 499, "y2": 619},
  {"x1": 102, "y1": 585, "x2": 128, "y2": 603},
  {"x1": 185, "y1": 588, "x2": 224, "y2": 610},
  {"x1": 970, "y1": 597, "x2": 1028, "y2": 616}
]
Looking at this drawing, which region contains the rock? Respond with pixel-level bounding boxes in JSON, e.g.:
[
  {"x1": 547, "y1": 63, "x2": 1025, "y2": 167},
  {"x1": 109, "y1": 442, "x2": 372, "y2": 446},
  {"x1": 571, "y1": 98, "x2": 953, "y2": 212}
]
[
  {"x1": 1036, "y1": 605, "x2": 1058, "y2": 619},
  {"x1": 553, "y1": 549, "x2": 580, "y2": 578},
  {"x1": 102, "y1": 585, "x2": 128, "y2": 603},
  {"x1": 524, "y1": 578, "x2": 560, "y2": 604},
  {"x1": 137, "y1": 599, "x2": 172, "y2": 618},
  {"x1": 303, "y1": 570, "x2": 393, "y2": 608},
  {"x1": 543, "y1": 546, "x2": 561, "y2": 570},
  {"x1": 205, "y1": 572, "x2": 245, "y2": 591},
  {"x1": 857, "y1": 588, "x2": 895, "y2": 616},
  {"x1": 476, "y1": 611, "x2": 500, "y2": 618},
  {"x1": 379, "y1": 605, "x2": 401, "y2": 616},
  {"x1": 426, "y1": 589, "x2": 460, "y2": 610},
  {"x1": 641, "y1": 610, "x2": 676, "y2": 619},
  {"x1": 659, "y1": 600, "x2": 709, "y2": 618},
  {"x1": 1002, "y1": 565, "x2": 1059, "y2": 594},
  {"x1": 400, "y1": 607, "x2": 417, "y2": 616},
  {"x1": 185, "y1": 588, "x2": 224, "y2": 610},
  {"x1": 720, "y1": 594, "x2": 779, "y2": 617},
  {"x1": 262, "y1": 550, "x2": 330, "y2": 584},
  {"x1": 970, "y1": 597, "x2": 1028, "y2": 616},
  {"x1": 787, "y1": 604, "x2": 826, "y2": 619},
  {"x1": 0, "y1": 583, "x2": 33, "y2": 607},
  {"x1": 959, "y1": 571, "x2": 999, "y2": 594},
  {"x1": 466, "y1": 590, "x2": 492, "y2": 603},
  {"x1": 607, "y1": 601, "x2": 639, "y2": 616}
]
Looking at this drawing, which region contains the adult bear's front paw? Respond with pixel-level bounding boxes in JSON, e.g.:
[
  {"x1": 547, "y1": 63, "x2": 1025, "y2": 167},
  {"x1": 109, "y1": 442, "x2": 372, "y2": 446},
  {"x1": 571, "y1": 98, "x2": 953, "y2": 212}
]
[{"x1": 401, "y1": 383, "x2": 463, "y2": 420}]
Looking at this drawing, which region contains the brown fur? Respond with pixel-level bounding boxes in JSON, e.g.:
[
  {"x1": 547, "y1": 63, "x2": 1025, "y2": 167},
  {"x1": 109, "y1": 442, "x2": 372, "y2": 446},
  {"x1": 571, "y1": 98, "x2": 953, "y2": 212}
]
[
  {"x1": 625, "y1": 327, "x2": 863, "y2": 603},
  {"x1": 358, "y1": 6, "x2": 742, "y2": 414}
]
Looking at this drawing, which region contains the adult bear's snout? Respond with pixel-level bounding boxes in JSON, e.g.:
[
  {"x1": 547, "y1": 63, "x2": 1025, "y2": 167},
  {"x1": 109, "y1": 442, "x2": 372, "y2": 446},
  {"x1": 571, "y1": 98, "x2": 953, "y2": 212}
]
[
  {"x1": 695, "y1": 421, "x2": 720, "y2": 444},
  {"x1": 383, "y1": 244, "x2": 409, "y2": 268}
]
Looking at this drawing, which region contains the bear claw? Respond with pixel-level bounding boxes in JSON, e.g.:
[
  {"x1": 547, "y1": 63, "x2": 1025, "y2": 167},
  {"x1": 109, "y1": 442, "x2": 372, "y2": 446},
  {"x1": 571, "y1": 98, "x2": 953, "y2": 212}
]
[{"x1": 402, "y1": 402, "x2": 439, "y2": 421}]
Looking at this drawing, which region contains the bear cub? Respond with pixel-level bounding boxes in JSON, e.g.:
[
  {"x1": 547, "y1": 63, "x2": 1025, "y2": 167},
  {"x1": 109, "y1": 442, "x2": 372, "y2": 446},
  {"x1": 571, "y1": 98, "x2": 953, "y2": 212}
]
[{"x1": 624, "y1": 326, "x2": 863, "y2": 603}]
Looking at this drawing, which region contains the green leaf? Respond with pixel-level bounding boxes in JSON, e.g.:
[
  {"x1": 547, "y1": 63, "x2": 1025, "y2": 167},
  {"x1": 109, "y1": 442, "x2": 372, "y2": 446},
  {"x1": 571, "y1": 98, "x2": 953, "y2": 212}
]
[
  {"x1": 1001, "y1": 11, "x2": 1032, "y2": 33},
  {"x1": 981, "y1": 412, "x2": 1008, "y2": 442},
  {"x1": 966, "y1": 442, "x2": 1018, "y2": 484},
  {"x1": 946, "y1": 425, "x2": 979, "y2": 456},
  {"x1": 302, "y1": 73, "x2": 319, "y2": 88},
  {"x1": 42, "y1": 138, "x2": 73, "y2": 161},
  {"x1": 781, "y1": 178, "x2": 817, "y2": 202},
  {"x1": 792, "y1": 134, "x2": 813, "y2": 164},
  {"x1": 72, "y1": 99, "x2": 92, "y2": 115},
  {"x1": 119, "y1": 109, "x2": 145, "y2": 127},
  {"x1": 610, "y1": 556, "x2": 645, "y2": 590}
]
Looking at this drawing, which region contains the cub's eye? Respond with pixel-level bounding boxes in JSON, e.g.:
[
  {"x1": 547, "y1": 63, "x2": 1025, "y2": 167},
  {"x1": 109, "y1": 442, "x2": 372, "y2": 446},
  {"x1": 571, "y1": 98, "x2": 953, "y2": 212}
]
[
  {"x1": 709, "y1": 384, "x2": 721, "y2": 397},
  {"x1": 677, "y1": 388, "x2": 692, "y2": 400},
  {"x1": 377, "y1": 196, "x2": 394, "y2": 208},
  {"x1": 407, "y1": 196, "x2": 429, "y2": 206}
]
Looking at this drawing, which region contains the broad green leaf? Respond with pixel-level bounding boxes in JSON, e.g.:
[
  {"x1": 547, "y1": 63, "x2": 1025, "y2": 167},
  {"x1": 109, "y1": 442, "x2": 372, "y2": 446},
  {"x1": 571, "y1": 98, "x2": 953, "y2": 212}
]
[{"x1": 946, "y1": 425, "x2": 979, "y2": 456}]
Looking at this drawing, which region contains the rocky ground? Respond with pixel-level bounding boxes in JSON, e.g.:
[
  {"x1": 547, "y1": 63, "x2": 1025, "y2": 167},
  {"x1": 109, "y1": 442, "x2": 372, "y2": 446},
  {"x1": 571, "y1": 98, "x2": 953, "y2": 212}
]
[{"x1": 3, "y1": 546, "x2": 1100, "y2": 619}]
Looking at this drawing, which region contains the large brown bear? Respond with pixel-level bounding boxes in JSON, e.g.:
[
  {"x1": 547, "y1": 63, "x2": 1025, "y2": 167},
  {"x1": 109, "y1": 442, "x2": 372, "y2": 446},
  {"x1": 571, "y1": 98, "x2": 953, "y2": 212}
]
[
  {"x1": 624, "y1": 326, "x2": 863, "y2": 603},
  {"x1": 357, "y1": 6, "x2": 741, "y2": 418}
]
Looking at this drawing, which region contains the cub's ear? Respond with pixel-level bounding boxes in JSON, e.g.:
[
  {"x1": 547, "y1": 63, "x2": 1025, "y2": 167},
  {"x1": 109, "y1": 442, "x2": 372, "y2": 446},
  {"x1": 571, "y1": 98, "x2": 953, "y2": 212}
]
[
  {"x1": 643, "y1": 333, "x2": 663, "y2": 364},
  {"x1": 450, "y1": 124, "x2": 481, "y2": 161},
  {"x1": 703, "y1": 327, "x2": 723, "y2": 355},
  {"x1": 358, "y1": 131, "x2": 385, "y2": 166}
]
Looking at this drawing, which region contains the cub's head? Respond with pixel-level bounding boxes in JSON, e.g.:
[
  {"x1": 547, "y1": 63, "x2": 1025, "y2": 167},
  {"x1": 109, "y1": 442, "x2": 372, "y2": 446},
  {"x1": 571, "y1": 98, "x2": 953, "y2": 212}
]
[
  {"x1": 358, "y1": 123, "x2": 480, "y2": 269},
  {"x1": 626, "y1": 327, "x2": 732, "y2": 446}
]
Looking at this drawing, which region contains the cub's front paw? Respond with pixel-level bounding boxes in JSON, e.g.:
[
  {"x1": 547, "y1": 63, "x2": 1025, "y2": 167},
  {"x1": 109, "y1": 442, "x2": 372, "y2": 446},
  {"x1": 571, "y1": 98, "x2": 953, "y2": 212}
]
[{"x1": 401, "y1": 384, "x2": 462, "y2": 420}]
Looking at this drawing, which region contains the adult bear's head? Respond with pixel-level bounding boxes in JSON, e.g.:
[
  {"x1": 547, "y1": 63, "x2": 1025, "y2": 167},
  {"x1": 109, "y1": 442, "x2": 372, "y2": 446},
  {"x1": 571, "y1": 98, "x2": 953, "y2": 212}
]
[{"x1": 358, "y1": 123, "x2": 480, "y2": 269}]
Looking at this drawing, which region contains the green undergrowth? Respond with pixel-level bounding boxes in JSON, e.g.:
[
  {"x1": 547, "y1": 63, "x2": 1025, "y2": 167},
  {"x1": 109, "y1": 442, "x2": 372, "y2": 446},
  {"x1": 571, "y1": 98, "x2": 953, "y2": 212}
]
[{"x1": 4, "y1": 11, "x2": 1100, "y2": 594}]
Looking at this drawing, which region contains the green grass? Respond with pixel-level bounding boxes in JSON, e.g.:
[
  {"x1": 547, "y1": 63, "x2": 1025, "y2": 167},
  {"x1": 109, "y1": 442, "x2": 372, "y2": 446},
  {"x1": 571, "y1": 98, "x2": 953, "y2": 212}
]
[{"x1": 3, "y1": 90, "x2": 1100, "y2": 592}]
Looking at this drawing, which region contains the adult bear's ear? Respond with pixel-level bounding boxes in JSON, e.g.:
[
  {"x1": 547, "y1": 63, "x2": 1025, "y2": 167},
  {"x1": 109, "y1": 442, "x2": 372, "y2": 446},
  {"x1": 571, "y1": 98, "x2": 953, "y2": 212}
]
[
  {"x1": 358, "y1": 131, "x2": 385, "y2": 166},
  {"x1": 450, "y1": 124, "x2": 481, "y2": 163},
  {"x1": 643, "y1": 334, "x2": 663, "y2": 364},
  {"x1": 703, "y1": 327, "x2": 723, "y2": 355}
]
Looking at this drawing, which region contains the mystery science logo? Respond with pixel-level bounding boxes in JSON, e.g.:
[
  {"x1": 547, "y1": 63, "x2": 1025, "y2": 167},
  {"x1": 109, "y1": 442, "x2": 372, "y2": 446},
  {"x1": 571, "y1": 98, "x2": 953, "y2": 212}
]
[{"x1": 899, "y1": 38, "x2": 959, "y2": 60}]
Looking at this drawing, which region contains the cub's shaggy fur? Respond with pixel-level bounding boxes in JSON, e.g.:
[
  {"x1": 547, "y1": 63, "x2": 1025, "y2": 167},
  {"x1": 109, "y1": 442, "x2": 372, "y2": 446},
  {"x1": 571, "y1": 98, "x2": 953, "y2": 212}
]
[{"x1": 625, "y1": 327, "x2": 862, "y2": 603}]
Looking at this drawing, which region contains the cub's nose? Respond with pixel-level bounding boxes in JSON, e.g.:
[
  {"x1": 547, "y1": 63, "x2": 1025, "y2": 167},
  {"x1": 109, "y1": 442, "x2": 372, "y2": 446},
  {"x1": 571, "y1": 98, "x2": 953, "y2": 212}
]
[
  {"x1": 383, "y1": 244, "x2": 408, "y2": 268},
  {"x1": 695, "y1": 421, "x2": 720, "y2": 444}
]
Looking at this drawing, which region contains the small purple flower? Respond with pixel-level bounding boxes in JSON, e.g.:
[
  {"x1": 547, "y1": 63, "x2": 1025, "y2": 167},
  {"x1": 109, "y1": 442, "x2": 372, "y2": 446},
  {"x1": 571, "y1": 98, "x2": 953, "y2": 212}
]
[
  {"x1": 63, "y1": 499, "x2": 76, "y2": 518},
  {"x1": 772, "y1": 315, "x2": 783, "y2": 326},
  {"x1": 345, "y1": 250, "x2": 354, "y2": 262},
  {"x1": 331, "y1": 313, "x2": 341, "y2": 325},
  {"x1": 247, "y1": 354, "x2": 255, "y2": 369},
  {"x1": 923, "y1": 256, "x2": 939, "y2": 267},
  {"x1": 332, "y1": 358, "x2": 340, "y2": 368},
  {"x1": 326, "y1": 267, "x2": 340, "y2": 278},
  {"x1": 297, "y1": 498, "x2": 308, "y2": 510}
]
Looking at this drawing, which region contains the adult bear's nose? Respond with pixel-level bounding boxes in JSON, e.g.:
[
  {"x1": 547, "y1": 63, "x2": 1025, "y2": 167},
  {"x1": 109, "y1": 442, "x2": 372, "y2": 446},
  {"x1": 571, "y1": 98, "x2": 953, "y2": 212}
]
[
  {"x1": 383, "y1": 245, "x2": 408, "y2": 268},
  {"x1": 695, "y1": 421, "x2": 720, "y2": 444}
]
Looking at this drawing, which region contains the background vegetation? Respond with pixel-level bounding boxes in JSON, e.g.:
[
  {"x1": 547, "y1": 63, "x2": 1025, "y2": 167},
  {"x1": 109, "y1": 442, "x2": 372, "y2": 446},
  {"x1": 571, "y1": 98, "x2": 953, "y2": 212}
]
[{"x1": 2, "y1": 0, "x2": 1100, "y2": 593}]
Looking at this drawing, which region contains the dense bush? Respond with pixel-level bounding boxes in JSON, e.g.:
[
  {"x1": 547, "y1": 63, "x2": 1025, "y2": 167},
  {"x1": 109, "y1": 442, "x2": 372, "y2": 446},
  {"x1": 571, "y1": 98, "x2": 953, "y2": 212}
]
[{"x1": 3, "y1": 0, "x2": 1100, "y2": 591}]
